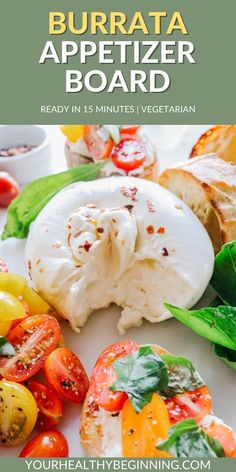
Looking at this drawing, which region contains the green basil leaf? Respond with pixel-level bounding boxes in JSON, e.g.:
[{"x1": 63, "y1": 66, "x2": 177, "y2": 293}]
[
  {"x1": 156, "y1": 419, "x2": 225, "y2": 458},
  {"x1": 214, "y1": 343, "x2": 236, "y2": 370},
  {"x1": 160, "y1": 354, "x2": 205, "y2": 398},
  {"x1": 110, "y1": 345, "x2": 169, "y2": 413},
  {"x1": 165, "y1": 303, "x2": 236, "y2": 350},
  {"x1": 0, "y1": 336, "x2": 16, "y2": 356},
  {"x1": 211, "y1": 240, "x2": 236, "y2": 306},
  {"x1": 2, "y1": 162, "x2": 104, "y2": 240}
]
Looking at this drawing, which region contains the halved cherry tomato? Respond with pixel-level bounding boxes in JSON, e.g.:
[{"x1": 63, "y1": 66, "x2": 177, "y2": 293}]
[
  {"x1": 165, "y1": 386, "x2": 212, "y2": 424},
  {"x1": 201, "y1": 417, "x2": 236, "y2": 458},
  {"x1": 0, "y1": 314, "x2": 61, "y2": 382},
  {"x1": 45, "y1": 348, "x2": 89, "y2": 404},
  {"x1": 0, "y1": 258, "x2": 8, "y2": 273},
  {"x1": 24, "y1": 380, "x2": 63, "y2": 430},
  {"x1": 0, "y1": 172, "x2": 20, "y2": 208},
  {"x1": 90, "y1": 340, "x2": 138, "y2": 412},
  {"x1": 10, "y1": 301, "x2": 31, "y2": 330},
  {"x1": 19, "y1": 430, "x2": 69, "y2": 457},
  {"x1": 120, "y1": 125, "x2": 141, "y2": 137},
  {"x1": 122, "y1": 393, "x2": 171, "y2": 457},
  {"x1": 0, "y1": 380, "x2": 38, "y2": 446},
  {"x1": 0, "y1": 290, "x2": 26, "y2": 336},
  {"x1": 111, "y1": 139, "x2": 147, "y2": 172},
  {"x1": 84, "y1": 125, "x2": 114, "y2": 160}
]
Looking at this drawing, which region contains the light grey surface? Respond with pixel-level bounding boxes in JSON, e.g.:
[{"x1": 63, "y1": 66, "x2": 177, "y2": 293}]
[{"x1": 0, "y1": 125, "x2": 235, "y2": 457}]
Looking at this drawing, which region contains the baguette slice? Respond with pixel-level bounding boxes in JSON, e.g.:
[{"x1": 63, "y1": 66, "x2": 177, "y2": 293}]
[
  {"x1": 159, "y1": 154, "x2": 236, "y2": 253},
  {"x1": 80, "y1": 344, "x2": 167, "y2": 457},
  {"x1": 190, "y1": 125, "x2": 236, "y2": 164}
]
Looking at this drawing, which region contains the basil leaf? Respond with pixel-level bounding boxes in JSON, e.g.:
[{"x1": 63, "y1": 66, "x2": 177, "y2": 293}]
[
  {"x1": 165, "y1": 303, "x2": 236, "y2": 350},
  {"x1": 211, "y1": 240, "x2": 236, "y2": 306},
  {"x1": 2, "y1": 162, "x2": 104, "y2": 240},
  {"x1": 156, "y1": 419, "x2": 225, "y2": 458},
  {"x1": 160, "y1": 354, "x2": 205, "y2": 398},
  {"x1": 214, "y1": 343, "x2": 236, "y2": 370},
  {"x1": 0, "y1": 336, "x2": 16, "y2": 356},
  {"x1": 110, "y1": 345, "x2": 169, "y2": 413}
]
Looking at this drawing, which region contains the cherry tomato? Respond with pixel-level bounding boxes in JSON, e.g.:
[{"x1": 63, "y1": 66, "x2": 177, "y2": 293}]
[
  {"x1": 0, "y1": 380, "x2": 37, "y2": 446},
  {"x1": 10, "y1": 301, "x2": 31, "y2": 330},
  {"x1": 24, "y1": 380, "x2": 63, "y2": 430},
  {"x1": 122, "y1": 393, "x2": 171, "y2": 457},
  {"x1": 19, "y1": 430, "x2": 69, "y2": 457},
  {"x1": 165, "y1": 386, "x2": 212, "y2": 424},
  {"x1": 0, "y1": 314, "x2": 61, "y2": 382},
  {"x1": 60, "y1": 125, "x2": 84, "y2": 143},
  {"x1": 84, "y1": 125, "x2": 114, "y2": 160},
  {"x1": 120, "y1": 125, "x2": 141, "y2": 137},
  {"x1": 111, "y1": 139, "x2": 147, "y2": 172},
  {"x1": 201, "y1": 416, "x2": 236, "y2": 458},
  {"x1": 0, "y1": 258, "x2": 8, "y2": 273},
  {"x1": 0, "y1": 172, "x2": 20, "y2": 208},
  {"x1": 45, "y1": 348, "x2": 89, "y2": 404},
  {"x1": 0, "y1": 290, "x2": 26, "y2": 336},
  {"x1": 90, "y1": 340, "x2": 138, "y2": 412}
]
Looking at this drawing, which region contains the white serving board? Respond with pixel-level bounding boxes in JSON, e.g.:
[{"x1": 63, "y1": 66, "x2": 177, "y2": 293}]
[{"x1": 0, "y1": 125, "x2": 235, "y2": 458}]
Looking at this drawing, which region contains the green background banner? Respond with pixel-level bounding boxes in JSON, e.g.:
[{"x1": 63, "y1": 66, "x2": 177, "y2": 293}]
[
  {"x1": 0, "y1": 0, "x2": 235, "y2": 123},
  {"x1": 0, "y1": 458, "x2": 236, "y2": 472}
]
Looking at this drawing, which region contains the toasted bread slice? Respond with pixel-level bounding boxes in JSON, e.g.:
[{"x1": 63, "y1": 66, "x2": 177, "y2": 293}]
[
  {"x1": 159, "y1": 154, "x2": 236, "y2": 252},
  {"x1": 190, "y1": 125, "x2": 236, "y2": 164},
  {"x1": 80, "y1": 344, "x2": 167, "y2": 457}
]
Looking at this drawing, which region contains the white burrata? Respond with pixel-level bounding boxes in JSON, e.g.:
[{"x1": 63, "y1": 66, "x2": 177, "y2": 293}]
[{"x1": 25, "y1": 177, "x2": 214, "y2": 333}]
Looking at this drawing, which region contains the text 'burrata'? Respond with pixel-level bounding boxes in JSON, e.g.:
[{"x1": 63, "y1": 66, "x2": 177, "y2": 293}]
[{"x1": 25, "y1": 177, "x2": 214, "y2": 333}]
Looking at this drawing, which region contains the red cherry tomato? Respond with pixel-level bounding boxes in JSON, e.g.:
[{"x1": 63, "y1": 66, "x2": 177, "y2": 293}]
[
  {"x1": 90, "y1": 340, "x2": 138, "y2": 412},
  {"x1": 120, "y1": 125, "x2": 141, "y2": 137},
  {"x1": 0, "y1": 314, "x2": 61, "y2": 382},
  {"x1": 111, "y1": 139, "x2": 147, "y2": 172},
  {"x1": 201, "y1": 417, "x2": 236, "y2": 458},
  {"x1": 165, "y1": 386, "x2": 212, "y2": 424},
  {"x1": 0, "y1": 172, "x2": 20, "y2": 208},
  {"x1": 45, "y1": 348, "x2": 89, "y2": 404},
  {"x1": 19, "y1": 430, "x2": 69, "y2": 458},
  {"x1": 0, "y1": 258, "x2": 9, "y2": 273},
  {"x1": 84, "y1": 125, "x2": 114, "y2": 160},
  {"x1": 24, "y1": 380, "x2": 63, "y2": 430}
]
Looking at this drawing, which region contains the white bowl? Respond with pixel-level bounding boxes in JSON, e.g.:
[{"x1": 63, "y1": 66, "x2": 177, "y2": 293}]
[{"x1": 0, "y1": 125, "x2": 52, "y2": 185}]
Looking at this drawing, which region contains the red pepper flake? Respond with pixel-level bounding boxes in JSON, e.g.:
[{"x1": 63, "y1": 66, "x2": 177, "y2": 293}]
[
  {"x1": 157, "y1": 226, "x2": 165, "y2": 234},
  {"x1": 147, "y1": 200, "x2": 155, "y2": 213},
  {"x1": 79, "y1": 241, "x2": 92, "y2": 252},
  {"x1": 162, "y1": 247, "x2": 169, "y2": 256},
  {"x1": 124, "y1": 204, "x2": 134, "y2": 213},
  {"x1": 97, "y1": 227, "x2": 104, "y2": 233},
  {"x1": 146, "y1": 225, "x2": 154, "y2": 234},
  {"x1": 120, "y1": 186, "x2": 138, "y2": 201}
]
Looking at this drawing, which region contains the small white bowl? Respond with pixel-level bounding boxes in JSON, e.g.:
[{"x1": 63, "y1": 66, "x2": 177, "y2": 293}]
[{"x1": 0, "y1": 125, "x2": 52, "y2": 185}]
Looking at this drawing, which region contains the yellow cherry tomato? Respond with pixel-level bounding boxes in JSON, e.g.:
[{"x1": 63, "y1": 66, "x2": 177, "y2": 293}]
[
  {"x1": 122, "y1": 393, "x2": 171, "y2": 457},
  {"x1": 0, "y1": 290, "x2": 26, "y2": 335},
  {"x1": 60, "y1": 125, "x2": 85, "y2": 142},
  {"x1": 0, "y1": 273, "x2": 51, "y2": 315},
  {"x1": 0, "y1": 380, "x2": 38, "y2": 446}
]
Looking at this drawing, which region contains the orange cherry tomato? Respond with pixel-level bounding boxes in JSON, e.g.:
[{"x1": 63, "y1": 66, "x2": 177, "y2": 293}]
[
  {"x1": 122, "y1": 393, "x2": 171, "y2": 457},
  {"x1": 45, "y1": 348, "x2": 89, "y2": 404},
  {"x1": 90, "y1": 340, "x2": 138, "y2": 412},
  {"x1": 120, "y1": 125, "x2": 141, "y2": 137},
  {"x1": 19, "y1": 431, "x2": 69, "y2": 457},
  {"x1": 84, "y1": 125, "x2": 114, "y2": 160},
  {"x1": 201, "y1": 417, "x2": 236, "y2": 458},
  {"x1": 0, "y1": 314, "x2": 61, "y2": 382},
  {"x1": 165, "y1": 386, "x2": 212, "y2": 424},
  {"x1": 24, "y1": 380, "x2": 63, "y2": 430}
]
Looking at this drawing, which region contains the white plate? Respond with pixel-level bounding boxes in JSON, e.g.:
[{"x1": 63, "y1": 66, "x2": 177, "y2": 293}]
[{"x1": 0, "y1": 125, "x2": 235, "y2": 458}]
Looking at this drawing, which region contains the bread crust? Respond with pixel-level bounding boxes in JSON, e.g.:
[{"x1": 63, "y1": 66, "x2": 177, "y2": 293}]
[
  {"x1": 80, "y1": 344, "x2": 168, "y2": 457},
  {"x1": 159, "y1": 154, "x2": 236, "y2": 252},
  {"x1": 190, "y1": 125, "x2": 236, "y2": 164}
]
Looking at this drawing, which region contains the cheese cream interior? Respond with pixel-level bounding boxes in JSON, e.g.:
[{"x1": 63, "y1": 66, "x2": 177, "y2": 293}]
[{"x1": 25, "y1": 177, "x2": 214, "y2": 333}]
